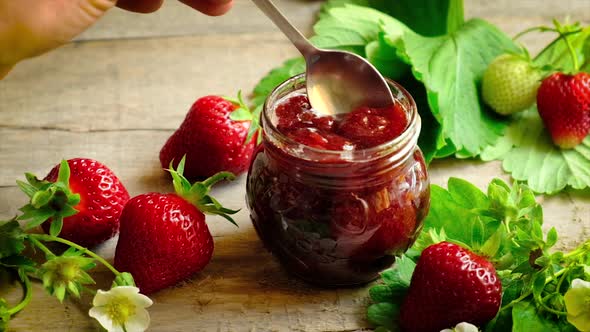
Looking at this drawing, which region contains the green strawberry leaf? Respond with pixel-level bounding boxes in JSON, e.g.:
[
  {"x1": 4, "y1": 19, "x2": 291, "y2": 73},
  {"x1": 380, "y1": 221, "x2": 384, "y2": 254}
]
[
  {"x1": 379, "y1": 255, "x2": 415, "y2": 293},
  {"x1": 482, "y1": 108, "x2": 590, "y2": 194},
  {"x1": 367, "y1": 302, "x2": 400, "y2": 331},
  {"x1": 365, "y1": 34, "x2": 409, "y2": 80},
  {"x1": 252, "y1": 57, "x2": 306, "y2": 108},
  {"x1": 512, "y1": 301, "x2": 562, "y2": 332},
  {"x1": 394, "y1": 19, "x2": 518, "y2": 157},
  {"x1": 369, "y1": 285, "x2": 395, "y2": 303},
  {"x1": 0, "y1": 220, "x2": 26, "y2": 259}
]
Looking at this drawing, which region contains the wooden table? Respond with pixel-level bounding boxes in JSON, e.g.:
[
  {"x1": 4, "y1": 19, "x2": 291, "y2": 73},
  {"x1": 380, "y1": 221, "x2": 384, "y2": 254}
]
[{"x1": 1, "y1": 1, "x2": 589, "y2": 331}]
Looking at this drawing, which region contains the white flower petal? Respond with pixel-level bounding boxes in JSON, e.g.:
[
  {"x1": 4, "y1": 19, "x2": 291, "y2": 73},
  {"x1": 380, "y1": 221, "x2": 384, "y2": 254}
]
[
  {"x1": 440, "y1": 329, "x2": 453, "y2": 332},
  {"x1": 89, "y1": 307, "x2": 115, "y2": 331},
  {"x1": 568, "y1": 312, "x2": 590, "y2": 332},
  {"x1": 125, "y1": 309, "x2": 151, "y2": 332},
  {"x1": 454, "y1": 322, "x2": 479, "y2": 332},
  {"x1": 572, "y1": 278, "x2": 590, "y2": 289},
  {"x1": 110, "y1": 286, "x2": 140, "y2": 297},
  {"x1": 130, "y1": 293, "x2": 153, "y2": 308},
  {"x1": 565, "y1": 285, "x2": 590, "y2": 316},
  {"x1": 92, "y1": 289, "x2": 112, "y2": 306}
]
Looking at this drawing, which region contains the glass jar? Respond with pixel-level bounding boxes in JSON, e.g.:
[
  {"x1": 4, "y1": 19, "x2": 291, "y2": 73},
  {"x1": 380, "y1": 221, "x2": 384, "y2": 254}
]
[{"x1": 246, "y1": 74, "x2": 430, "y2": 286}]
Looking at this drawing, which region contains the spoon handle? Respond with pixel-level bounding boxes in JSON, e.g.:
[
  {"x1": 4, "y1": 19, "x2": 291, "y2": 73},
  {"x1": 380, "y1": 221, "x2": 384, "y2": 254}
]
[{"x1": 250, "y1": 0, "x2": 317, "y2": 56}]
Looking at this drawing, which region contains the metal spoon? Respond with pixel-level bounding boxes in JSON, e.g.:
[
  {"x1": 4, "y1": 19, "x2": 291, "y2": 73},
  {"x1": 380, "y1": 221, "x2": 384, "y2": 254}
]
[{"x1": 251, "y1": 0, "x2": 395, "y2": 115}]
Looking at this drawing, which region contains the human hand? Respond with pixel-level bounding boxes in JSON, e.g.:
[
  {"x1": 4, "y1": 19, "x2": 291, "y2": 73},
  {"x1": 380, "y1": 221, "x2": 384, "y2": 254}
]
[{"x1": 0, "y1": 0, "x2": 232, "y2": 79}]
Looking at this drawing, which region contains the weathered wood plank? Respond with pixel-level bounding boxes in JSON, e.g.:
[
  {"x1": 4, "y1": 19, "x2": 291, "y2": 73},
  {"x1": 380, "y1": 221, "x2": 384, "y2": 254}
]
[
  {"x1": 0, "y1": 33, "x2": 297, "y2": 131},
  {"x1": 76, "y1": 0, "x2": 322, "y2": 41}
]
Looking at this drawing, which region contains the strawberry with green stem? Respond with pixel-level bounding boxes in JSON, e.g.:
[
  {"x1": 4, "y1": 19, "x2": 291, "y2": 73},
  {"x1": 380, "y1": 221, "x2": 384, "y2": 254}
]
[
  {"x1": 399, "y1": 241, "x2": 502, "y2": 332},
  {"x1": 16, "y1": 158, "x2": 130, "y2": 247},
  {"x1": 482, "y1": 51, "x2": 543, "y2": 116},
  {"x1": 519, "y1": 20, "x2": 590, "y2": 149},
  {"x1": 159, "y1": 92, "x2": 261, "y2": 180},
  {"x1": 115, "y1": 156, "x2": 239, "y2": 294}
]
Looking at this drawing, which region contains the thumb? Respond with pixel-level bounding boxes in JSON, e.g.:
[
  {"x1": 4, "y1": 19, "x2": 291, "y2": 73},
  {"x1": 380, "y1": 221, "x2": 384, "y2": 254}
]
[{"x1": 0, "y1": 0, "x2": 116, "y2": 75}]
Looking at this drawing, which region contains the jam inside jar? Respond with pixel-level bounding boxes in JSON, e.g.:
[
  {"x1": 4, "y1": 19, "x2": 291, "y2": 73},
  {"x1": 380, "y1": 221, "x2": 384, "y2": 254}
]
[{"x1": 246, "y1": 74, "x2": 430, "y2": 286}]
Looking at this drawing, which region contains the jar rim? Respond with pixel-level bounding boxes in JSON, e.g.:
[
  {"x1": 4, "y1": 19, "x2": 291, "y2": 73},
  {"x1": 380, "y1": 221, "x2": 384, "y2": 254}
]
[{"x1": 262, "y1": 73, "x2": 421, "y2": 162}]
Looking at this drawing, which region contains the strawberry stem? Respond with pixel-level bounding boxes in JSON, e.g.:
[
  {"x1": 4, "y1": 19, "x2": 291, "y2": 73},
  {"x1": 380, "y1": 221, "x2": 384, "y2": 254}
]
[
  {"x1": 6, "y1": 272, "x2": 32, "y2": 316},
  {"x1": 30, "y1": 234, "x2": 121, "y2": 277},
  {"x1": 553, "y1": 19, "x2": 580, "y2": 71},
  {"x1": 27, "y1": 235, "x2": 55, "y2": 259},
  {"x1": 513, "y1": 26, "x2": 553, "y2": 41},
  {"x1": 201, "y1": 171, "x2": 235, "y2": 188}
]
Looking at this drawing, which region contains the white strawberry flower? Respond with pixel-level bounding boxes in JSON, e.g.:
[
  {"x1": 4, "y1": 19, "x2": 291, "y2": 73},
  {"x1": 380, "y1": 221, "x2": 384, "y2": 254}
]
[
  {"x1": 440, "y1": 322, "x2": 479, "y2": 332},
  {"x1": 564, "y1": 278, "x2": 590, "y2": 332},
  {"x1": 89, "y1": 286, "x2": 153, "y2": 332}
]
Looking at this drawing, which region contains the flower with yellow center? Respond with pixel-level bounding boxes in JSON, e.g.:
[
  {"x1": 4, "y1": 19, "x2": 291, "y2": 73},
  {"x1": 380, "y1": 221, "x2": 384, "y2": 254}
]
[
  {"x1": 89, "y1": 286, "x2": 153, "y2": 332},
  {"x1": 440, "y1": 322, "x2": 479, "y2": 332},
  {"x1": 565, "y1": 278, "x2": 590, "y2": 332}
]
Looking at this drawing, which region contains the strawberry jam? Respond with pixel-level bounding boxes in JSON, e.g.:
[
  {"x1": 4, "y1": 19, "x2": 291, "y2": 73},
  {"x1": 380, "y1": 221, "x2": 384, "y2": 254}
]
[{"x1": 246, "y1": 74, "x2": 430, "y2": 286}]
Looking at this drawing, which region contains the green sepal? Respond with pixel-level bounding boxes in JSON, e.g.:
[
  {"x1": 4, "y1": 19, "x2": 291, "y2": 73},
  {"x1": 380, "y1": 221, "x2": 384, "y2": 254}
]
[
  {"x1": 49, "y1": 216, "x2": 63, "y2": 237},
  {"x1": 168, "y1": 156, "x2": 239, "y2": 226},
  {"x1": 480, "y1": 226, "x2": 504, "y2": 258},
  {"x1": 38, "y1": 253, "x2": 96, "y2": 302},
  {"x1": 227, "y1": 91, "x2": 261, "y2": 146},
  {"x1": 15, "y1": 160, "x2": 80, "y2": 235},
  {"x1": 112, "y1": 272, "x2": 136, "y2": 287}
]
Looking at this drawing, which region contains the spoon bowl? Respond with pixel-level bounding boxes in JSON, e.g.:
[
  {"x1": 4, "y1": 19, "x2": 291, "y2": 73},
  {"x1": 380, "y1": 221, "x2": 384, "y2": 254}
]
[{"x1": 251, "y1": 0, "x2": 394, "y2": 115}]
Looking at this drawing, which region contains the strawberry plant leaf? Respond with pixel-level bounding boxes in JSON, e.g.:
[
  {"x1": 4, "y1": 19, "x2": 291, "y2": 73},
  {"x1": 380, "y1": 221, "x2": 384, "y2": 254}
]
[
  {"x1": 367, "y1": 302, "x2": 399, "y2": 331},
  {"x1": 483, "y1": 108, "x2": 590, "y2": 194},
  {"x1": 379, "y1": 255, "x2": 415, "y2": 292},
  {"x1": 0, "y1": 220, "x2": 26, "y2": 259},
  {"x1": 512, "y1": 301, "x2": 562, "y2": 332},
  {"x1": 366, "y1": 34, "x2": 409, "y2": 80},
  {"x1": 252, "y1": 57, "x2": 305, "y2": 108},
  {"x1": 394, "y1": 19, "x2": 518, "y2": 157},
  {"x1": 369, "y1": 285, "x2": 395, "y2": 303}
]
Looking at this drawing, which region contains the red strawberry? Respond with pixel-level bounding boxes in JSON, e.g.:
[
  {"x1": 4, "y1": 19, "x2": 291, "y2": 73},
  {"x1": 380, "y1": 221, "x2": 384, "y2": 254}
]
[
  {"x1": 17, "y1": 158, "x2": 129, "y2": 247},
  {"x1": 114, "y1": 157, "x2": 238, "y2": 294},
  {"x1": 537, "y1": 72, "x2": 590, "y2": 149},
  {"x1": 399, "y1": 242, "x2": 502, "y2": 332},
  {"x1": 159, "y1": 93, "x2": 258, "y2": 179}
]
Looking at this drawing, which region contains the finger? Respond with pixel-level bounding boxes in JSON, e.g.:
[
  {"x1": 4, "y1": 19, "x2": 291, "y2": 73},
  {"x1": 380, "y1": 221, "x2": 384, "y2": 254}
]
[
  {"x1": 0, "y1": 0, "x2": 117, "y2": 65},
  {"x1": 179, "y1": 0, "x2": 233, "y2": 16},
  {"x1": 116, "y1": 0, "x2": 164, "y2": 13}
]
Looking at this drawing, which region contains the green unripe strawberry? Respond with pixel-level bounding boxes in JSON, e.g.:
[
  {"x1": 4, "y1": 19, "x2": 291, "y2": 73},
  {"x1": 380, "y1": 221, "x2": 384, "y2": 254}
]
[{"x1": 482, "y1": 54, "x2": 542, "y2": 115}]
